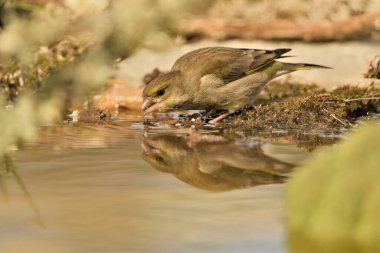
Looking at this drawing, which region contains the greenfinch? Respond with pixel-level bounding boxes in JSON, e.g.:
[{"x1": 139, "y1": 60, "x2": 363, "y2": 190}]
[{"x1": 142, "y1": 47, "x2": 329, "y2": 124}]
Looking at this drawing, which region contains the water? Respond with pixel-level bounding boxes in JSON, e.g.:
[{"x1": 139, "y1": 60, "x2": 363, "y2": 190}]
[{"x1": 0, "y1": 117, "x2": 339, "y2": 253}]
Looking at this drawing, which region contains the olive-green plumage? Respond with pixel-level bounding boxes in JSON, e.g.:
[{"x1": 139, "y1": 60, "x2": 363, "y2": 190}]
[{"x1": 142, "y1": 47, "x2": 329, "y2": 123}]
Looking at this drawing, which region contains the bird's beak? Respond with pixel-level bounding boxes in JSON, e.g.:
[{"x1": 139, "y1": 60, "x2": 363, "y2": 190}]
[
  {"x1": 141, "y1": 97, "x2": 161, "y2": 115},
  {"x1": 141, "y1": 97, "x2": 153, "y2": 112}
]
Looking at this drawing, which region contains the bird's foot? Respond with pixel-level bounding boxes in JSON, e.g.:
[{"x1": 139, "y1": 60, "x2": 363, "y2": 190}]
[{"x1": 208, "y1": 112, "x2": 229, "y2": 124}]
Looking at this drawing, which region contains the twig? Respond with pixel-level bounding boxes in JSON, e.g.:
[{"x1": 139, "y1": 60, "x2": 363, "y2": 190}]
[
  {"x1": 4, "y1": 155, "x2": 45, "y2": 228},
  {"x1": 322, "y1": 108, "x2": 350, "y2": 127},
  {"x1": 343, "y1": 97, "x2": 380, "y2": 102}
]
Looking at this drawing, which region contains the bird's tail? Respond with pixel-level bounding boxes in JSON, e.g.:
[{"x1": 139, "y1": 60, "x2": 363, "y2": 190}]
[
  {"x1": 281, "y1": 62, "x2": 331, "y2": 71},
  {"x1": 261, "y1": 61, "x2": 331, "y2": 79}
]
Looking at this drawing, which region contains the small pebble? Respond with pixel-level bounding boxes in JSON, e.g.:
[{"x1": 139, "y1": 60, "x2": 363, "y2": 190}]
[{"x1": 68, "y1": 110, "x2": 80, "y2": 122}]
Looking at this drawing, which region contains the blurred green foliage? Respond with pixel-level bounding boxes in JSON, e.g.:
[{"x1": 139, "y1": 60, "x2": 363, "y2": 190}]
[
  {"x1": 0, "y1": 0, "x2": 211, "y2": 153},
  {"x1": 286, "y1": 123, "x2": 380, "y2": 252}
]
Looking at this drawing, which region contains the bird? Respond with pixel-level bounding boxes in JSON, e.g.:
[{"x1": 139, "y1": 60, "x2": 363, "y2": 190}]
[
  {"x1": 141, "y1": 133, "x2": 292, "y2": 191},
  {"x1": 142, "y1": 47, "x2": 329, "y2": 124}
]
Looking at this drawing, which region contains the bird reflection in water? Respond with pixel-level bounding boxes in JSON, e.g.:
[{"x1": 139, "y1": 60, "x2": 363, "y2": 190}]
[{"x1": 142, "y1": 132, "x2": 310, "y2": 191}]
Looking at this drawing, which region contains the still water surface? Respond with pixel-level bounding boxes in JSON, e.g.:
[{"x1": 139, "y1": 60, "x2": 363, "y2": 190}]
[{"x1": 0, "y1": 117, "x2": 337, "y2": 253}]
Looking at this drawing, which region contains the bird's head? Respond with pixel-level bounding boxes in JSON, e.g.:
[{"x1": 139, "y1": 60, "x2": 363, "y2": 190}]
[{"x1": 141, "y1": 71, "x2": 183, "y2": 115}]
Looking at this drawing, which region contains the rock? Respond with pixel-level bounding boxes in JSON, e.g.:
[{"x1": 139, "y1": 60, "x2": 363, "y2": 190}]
[{"x1": 92, "y1": 78, "x2": 142, "y2": 111}]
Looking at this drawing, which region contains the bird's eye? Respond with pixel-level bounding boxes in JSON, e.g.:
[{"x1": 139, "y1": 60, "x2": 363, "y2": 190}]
[{"x1": 157, "y1": 88, "x2": 165, "y2": 97}]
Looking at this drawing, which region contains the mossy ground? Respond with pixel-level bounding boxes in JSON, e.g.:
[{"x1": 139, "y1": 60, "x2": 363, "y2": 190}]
[{"x1": 172, "y1": 82, "x2": 380, "y2": 132}]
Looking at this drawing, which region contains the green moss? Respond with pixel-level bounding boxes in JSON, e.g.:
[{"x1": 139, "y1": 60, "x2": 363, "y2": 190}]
[{"x1": 232, "y1": 84, "x2": 379, "y2": 131}]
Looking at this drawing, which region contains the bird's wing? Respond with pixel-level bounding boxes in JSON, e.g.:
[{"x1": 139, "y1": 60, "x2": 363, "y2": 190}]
[{"x1": 171, "y1": 47, "x2": 291, "y2": 84}]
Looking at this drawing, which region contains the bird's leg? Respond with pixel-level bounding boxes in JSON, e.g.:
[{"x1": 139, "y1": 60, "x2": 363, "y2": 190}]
[
  {"x1": 186, "y1": 127, "x2": 201, "y2": 148},
  {"x1": 208, "y1": 112, "x2": 229, "y2": 124}
]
